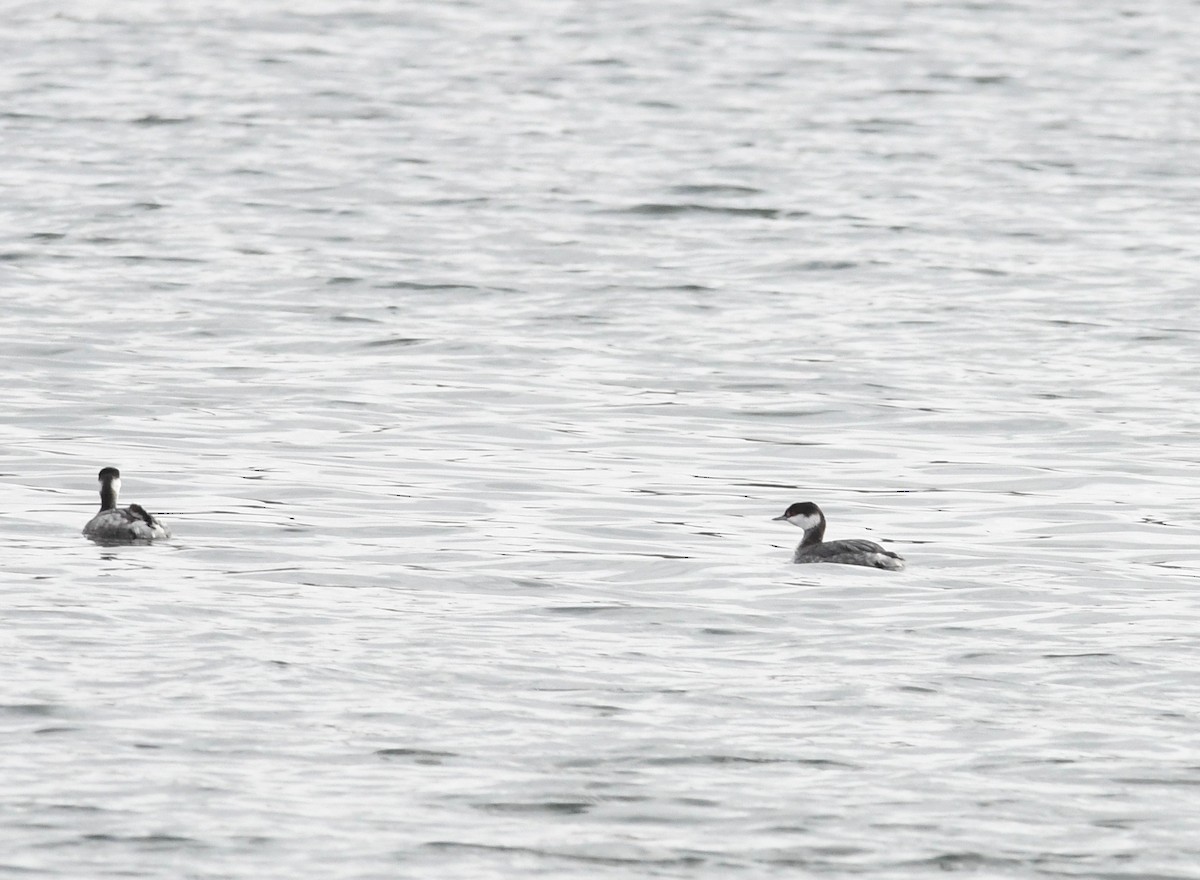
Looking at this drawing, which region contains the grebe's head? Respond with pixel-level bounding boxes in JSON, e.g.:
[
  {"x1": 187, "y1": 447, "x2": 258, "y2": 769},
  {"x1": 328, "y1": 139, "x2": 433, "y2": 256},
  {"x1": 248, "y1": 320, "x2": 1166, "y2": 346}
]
[{"x1": 772, "y1": 501, "x2": 824, "y2": 531}]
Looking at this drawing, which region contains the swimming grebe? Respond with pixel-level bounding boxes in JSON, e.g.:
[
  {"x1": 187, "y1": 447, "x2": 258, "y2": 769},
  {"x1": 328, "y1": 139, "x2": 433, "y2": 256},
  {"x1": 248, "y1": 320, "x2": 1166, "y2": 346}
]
[
  {"x1": 774, "y1": 501, "x2": 903, "y2": 570},
  {"x1": 82, "y1": 467, "x2": 171, "y2": 542}
]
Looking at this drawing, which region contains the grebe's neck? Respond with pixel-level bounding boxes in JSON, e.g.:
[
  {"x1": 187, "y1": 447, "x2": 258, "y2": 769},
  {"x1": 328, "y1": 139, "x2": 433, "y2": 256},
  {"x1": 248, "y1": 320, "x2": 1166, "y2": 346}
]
[
  {"x1": 799, "y1": 520, "x2": 825, "y2": 548},
  {"x1": 99, "y1": 476, "x2": 121, "y2": 511}
]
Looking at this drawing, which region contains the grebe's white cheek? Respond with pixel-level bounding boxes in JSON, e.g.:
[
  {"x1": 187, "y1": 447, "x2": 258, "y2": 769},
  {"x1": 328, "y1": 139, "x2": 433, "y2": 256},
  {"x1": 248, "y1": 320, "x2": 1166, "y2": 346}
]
[
  {"x1": 111, "y1": 477, "x2": 122, "y2": 496},
  {"x1": 790, "y1": 513, "x2": 821, "y2": 531}
]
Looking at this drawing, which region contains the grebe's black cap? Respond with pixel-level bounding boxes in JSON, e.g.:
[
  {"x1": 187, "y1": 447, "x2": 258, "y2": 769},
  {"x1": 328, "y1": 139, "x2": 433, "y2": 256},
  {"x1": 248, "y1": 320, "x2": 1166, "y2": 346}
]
[
  {"x1": 773, "y1": 501, "x2": 822, "y2": 521},
  {"x1": 98, "y1": 467, "x2": 121, "y2": 481}
]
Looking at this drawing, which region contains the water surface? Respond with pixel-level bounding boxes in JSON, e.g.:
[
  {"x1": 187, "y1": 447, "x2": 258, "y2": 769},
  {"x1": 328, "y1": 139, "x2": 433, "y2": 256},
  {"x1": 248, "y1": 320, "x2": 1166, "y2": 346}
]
[{"x1": 4, "y1": 1, "x2": 1200, "y2": 877}]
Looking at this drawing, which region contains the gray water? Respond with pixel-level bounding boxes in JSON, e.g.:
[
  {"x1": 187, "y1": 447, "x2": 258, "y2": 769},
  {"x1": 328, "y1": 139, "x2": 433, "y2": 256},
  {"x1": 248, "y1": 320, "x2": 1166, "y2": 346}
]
[{"x1": 4, "y1": 1, "x2": 1200, "y2": 877}]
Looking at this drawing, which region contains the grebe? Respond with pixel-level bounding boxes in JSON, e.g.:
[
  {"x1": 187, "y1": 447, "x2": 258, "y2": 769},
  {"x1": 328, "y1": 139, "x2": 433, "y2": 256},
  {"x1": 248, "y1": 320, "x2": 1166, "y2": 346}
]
[
  {"x1": 82, "y1": 467, "x2": 171, "y2": 542},
  {"x1": 774, "y1": 501, "x2": 903, "y2": 570}
]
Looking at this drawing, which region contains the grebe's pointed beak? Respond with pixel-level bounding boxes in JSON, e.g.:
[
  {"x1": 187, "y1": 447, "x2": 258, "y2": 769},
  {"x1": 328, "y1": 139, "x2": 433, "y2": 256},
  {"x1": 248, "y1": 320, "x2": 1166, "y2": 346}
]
[{"x1": 771, "y1": 513, "x2": 788, "y2": 521}]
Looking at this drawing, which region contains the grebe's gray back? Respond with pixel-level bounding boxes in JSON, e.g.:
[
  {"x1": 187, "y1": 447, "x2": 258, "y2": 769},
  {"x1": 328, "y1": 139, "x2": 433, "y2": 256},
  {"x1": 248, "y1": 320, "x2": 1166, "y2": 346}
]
[
  {"x1": 82, "y1": 467, "x2": 171, "y2": 543},
  {"x1": 774, "y1": 501, "x2": 903, "y2": 570}
]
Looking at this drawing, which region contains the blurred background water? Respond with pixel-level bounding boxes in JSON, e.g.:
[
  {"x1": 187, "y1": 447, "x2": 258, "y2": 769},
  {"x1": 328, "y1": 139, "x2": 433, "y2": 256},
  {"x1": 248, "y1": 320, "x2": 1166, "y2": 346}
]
[{"x1": 4, "y1": 1, "x2": 1200, "y2": 877}]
